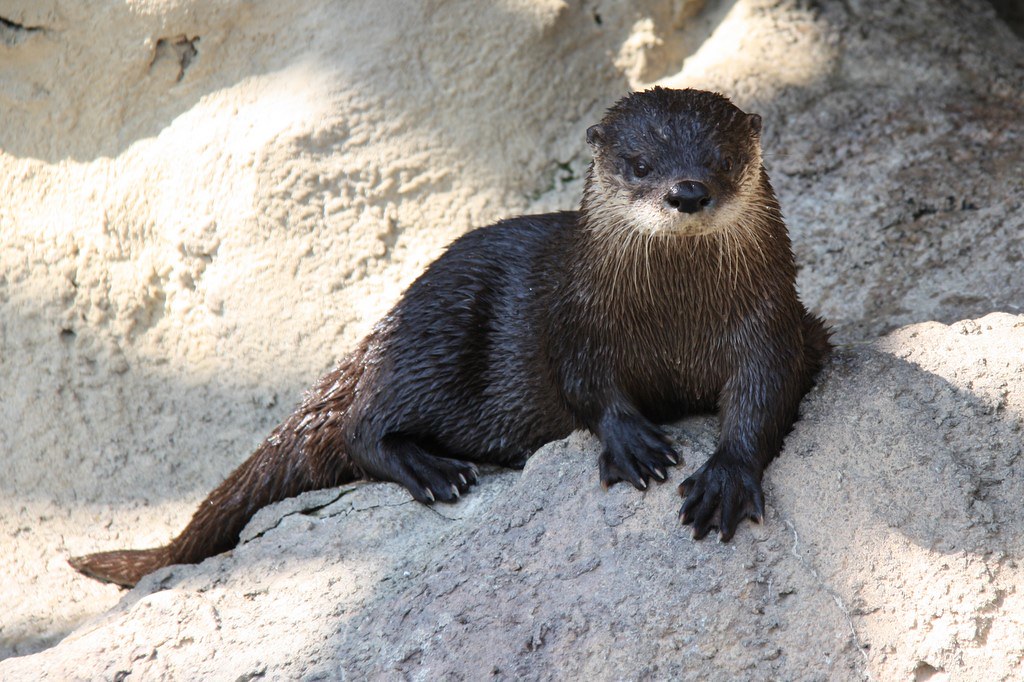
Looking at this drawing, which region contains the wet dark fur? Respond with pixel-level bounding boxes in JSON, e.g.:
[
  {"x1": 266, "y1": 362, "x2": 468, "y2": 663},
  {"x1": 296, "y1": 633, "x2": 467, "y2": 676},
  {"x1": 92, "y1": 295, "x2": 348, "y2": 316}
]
[{"x1": 70, "y1": 88, "x2": 830, "y2": 587}]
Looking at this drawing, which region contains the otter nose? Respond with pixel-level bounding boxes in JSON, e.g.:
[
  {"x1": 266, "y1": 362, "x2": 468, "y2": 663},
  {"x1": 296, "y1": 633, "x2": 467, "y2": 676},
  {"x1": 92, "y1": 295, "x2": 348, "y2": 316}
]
[{"x1": 664, "y1": 181, "x2": 711, "y2": 213}]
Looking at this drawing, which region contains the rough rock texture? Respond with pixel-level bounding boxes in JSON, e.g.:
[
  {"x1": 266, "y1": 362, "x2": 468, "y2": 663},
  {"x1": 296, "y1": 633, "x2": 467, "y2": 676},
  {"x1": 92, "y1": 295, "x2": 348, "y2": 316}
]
[{"x1": 1, "y1": 0, "x2": 1022, "y2": 679}]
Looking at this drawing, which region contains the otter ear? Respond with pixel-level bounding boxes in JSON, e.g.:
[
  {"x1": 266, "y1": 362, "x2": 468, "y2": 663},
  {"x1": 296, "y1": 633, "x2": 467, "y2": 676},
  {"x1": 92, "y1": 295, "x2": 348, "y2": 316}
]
[
  {"x1": 748, "y1": 113, "x2": 762, "y2": 134},
  {"x1": 586, "y1": 124, "x2": 605, "y2": 146}
]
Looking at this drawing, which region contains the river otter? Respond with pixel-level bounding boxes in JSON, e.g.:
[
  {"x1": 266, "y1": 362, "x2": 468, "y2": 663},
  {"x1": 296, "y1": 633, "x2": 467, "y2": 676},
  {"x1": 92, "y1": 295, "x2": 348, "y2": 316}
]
[{"x1": 70, "y1": 87, "x2": 831, "y2": 587}]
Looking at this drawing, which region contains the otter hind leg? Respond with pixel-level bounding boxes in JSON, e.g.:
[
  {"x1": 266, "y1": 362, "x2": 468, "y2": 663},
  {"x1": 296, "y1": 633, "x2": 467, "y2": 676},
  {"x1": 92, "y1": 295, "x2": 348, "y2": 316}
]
[
  {"x1": 373, "y1": 436, "x2": 479, "y2": 504},
  {"x1": 597, "y1": 407, "x2": 681, "y2": 490}
]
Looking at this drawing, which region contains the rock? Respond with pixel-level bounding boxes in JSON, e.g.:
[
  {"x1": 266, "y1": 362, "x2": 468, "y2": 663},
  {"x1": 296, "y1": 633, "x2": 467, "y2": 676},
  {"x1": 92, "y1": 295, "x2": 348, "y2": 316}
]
[{"x1": 1, "y1": 0, "x2": 1022, "y2": 679}]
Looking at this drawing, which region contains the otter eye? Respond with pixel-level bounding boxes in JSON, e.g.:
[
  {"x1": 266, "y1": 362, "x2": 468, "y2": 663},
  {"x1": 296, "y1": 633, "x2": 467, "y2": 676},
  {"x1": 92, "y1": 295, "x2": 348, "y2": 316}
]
[
  {"x1": 631, "y1": 159, "x2": 651, "y2": 178},
  {"x1": 722, "y1": 156, "x2": 734, "y2": 172}
]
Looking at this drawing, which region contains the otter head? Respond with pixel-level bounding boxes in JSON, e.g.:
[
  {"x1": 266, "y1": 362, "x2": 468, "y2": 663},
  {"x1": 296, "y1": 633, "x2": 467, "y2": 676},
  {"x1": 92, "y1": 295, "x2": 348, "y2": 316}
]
[{"x1": 584, "y1": 87, "x2": 765, "y2": 237}]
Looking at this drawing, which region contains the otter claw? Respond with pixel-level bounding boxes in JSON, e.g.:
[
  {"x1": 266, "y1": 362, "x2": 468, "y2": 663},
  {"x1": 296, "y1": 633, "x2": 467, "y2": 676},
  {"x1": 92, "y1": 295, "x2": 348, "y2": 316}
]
[
  {"x1": 598, "y1": 412, "x2": 682, "y2": 490},
  {"x1": 679, "y1": 456, "x2": 764, "y2": 541}
]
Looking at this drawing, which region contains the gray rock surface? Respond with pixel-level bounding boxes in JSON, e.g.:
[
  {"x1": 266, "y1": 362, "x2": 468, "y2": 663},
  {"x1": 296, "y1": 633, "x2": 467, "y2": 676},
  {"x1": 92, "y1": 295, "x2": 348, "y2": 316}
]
[{"x1": 1, "y1": 0, "x2": 1022, "y2": 679}]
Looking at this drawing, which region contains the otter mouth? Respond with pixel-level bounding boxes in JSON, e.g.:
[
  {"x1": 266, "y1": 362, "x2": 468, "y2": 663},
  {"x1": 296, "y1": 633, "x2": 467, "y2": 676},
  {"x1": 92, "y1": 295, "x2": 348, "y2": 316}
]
[
  {"x1": 653, "y1": 185, "x2": 725, "y2": 236},
  {"x1": 650, "y1": 173, "x2": 748, "y2": 237},
  {"x1": 593, "y1": 170, "x2": 720, "y2": 236},
  {"x1": 659, "y1": 213, "x2": 721, "y2": 237},
  {"x1": 612, "y1": 190, "x2": 725, "y2": 238},
  {"x1": 589, "y1": 172, "x2": 739, "y2": 238}
]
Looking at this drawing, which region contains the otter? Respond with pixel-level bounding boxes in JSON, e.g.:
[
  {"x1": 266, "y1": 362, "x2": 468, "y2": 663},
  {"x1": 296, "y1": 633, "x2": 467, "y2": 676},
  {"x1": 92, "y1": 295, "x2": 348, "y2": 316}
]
[{"x1": 70, "y1": 87, "x2": 831, "y2": 587}]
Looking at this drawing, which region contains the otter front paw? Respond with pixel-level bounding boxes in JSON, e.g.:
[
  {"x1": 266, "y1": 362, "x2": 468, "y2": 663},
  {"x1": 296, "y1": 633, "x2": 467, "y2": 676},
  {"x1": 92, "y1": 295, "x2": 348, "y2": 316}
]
[
  {"x1": 678, "y1": 458, "x2": 764, "y2": 541},
  {"x1": 598, "y1": 417, "x2": 681, "y2": 491}
]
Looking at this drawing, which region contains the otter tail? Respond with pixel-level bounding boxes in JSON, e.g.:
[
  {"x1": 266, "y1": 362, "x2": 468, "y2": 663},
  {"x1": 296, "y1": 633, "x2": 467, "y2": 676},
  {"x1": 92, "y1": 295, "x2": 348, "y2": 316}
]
[
  {"x1": 69, "y1": 546, "x2": 174, "y2": 588},
  {"x1": 70, "y1": 366, "x2": 363, "y2": 587}
]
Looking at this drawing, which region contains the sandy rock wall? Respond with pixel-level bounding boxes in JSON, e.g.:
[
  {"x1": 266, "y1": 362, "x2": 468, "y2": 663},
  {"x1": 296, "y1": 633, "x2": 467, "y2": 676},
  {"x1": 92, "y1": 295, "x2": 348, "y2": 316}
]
[{"x1": 1, "y1": 0, "x2": 1022, "y2": 679}]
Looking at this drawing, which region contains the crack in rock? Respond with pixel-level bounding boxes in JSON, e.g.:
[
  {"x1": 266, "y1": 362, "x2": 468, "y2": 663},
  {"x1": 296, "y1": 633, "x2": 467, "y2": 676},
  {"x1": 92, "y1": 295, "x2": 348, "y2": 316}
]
[
  {"x1": 0, "y1": 15, "x2": 46, "y2": 47},
  {"x1": 243, "y1": 489, "x2": 352, "y2": 544},
  {"x1": 784, "y1": 518, "x2": 873, "y2": 675}
]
